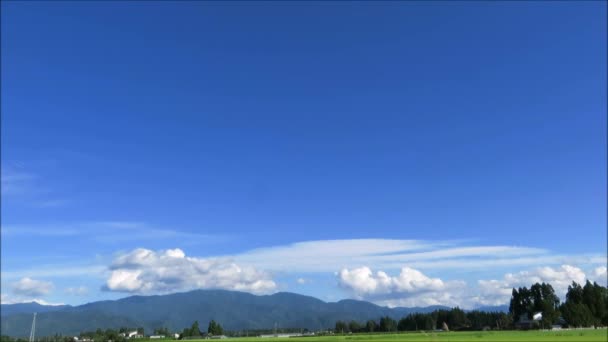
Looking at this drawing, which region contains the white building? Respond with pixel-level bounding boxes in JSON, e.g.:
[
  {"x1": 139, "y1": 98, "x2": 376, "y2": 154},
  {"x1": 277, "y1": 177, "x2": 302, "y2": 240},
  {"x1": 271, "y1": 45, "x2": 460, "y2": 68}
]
[{"x1": 127, "y1": 331, "x2": 143, "y2": 339}]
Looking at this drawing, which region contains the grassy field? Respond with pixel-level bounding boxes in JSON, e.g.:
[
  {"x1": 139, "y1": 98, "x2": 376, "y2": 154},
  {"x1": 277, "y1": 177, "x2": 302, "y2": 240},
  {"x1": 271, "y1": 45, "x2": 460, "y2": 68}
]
[{"x1": 188, "y1": 330, "x2": 608, "y2": 341}]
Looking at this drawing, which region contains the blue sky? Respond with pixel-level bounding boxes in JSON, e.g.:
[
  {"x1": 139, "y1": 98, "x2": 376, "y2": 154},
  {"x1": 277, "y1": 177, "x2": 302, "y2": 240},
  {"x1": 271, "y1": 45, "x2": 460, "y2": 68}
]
[{"x1": 1, "y1": 1, "x2": 606, "y2": 308}]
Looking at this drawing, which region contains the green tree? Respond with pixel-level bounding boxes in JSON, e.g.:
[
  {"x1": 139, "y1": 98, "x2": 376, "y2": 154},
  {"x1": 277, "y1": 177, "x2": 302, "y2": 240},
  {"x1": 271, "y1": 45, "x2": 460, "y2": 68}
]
[
  {"x1": 562, "y1": 281, "x2": 608, "y2": 327},
  {"x1": 593, "y1": 282, "x2": 608, "y2": 325},
  {"x1": 104, "y1": 329, "x2": 118, "y2": 341},
  {"x1": 348, "y1": 321, "x2": 361, "y2": 333},
  {"x1": 582, "y1": 281, "x2": 608, "y2": 326},
  {"x1": 510, "y1": 283, "x2": 560, "y2": 327},
  {"x1": 447, "y1": 307, "x2": 468, "y2": 330},
  {"x1": 397, "y1": 314, "x2": 430, "y2": 331},
  {"x1": 562, "y1": 302, "x2": 595, "y2": 327},
  {"x1": 154, "y1": 328, "x2": 169, "y2": 336},
  {"x1": 334, "y1": 321, "x2": 347, "y2": 333},
  {"x1": 379, "y1": 316, "x2": 397, "y2": 332},
  {"x1": 530, "y1": 283, "x2": 560, "y2": 327},
  {"x1": 190, "y1": 321, "x2": 201, "y2": 336},
  {"x1": 207, "y1": 320, "x2": 223, "y2": 336},
  {"x1": 365, "y1": 320, "x2": 377, "y2": 332},
  {"x1": 562, "y1": 282, "x2": 585, "y2": 327},
  {"x1": 397, "y1": 315, "x2": 414, "y2": 331}
]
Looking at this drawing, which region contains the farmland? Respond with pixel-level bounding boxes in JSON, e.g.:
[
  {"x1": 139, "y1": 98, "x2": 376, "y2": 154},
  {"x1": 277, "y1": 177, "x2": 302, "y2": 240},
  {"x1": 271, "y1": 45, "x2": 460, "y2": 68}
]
[{"x1": 185, "y1": 330, "x2": 608, "y2": 342}]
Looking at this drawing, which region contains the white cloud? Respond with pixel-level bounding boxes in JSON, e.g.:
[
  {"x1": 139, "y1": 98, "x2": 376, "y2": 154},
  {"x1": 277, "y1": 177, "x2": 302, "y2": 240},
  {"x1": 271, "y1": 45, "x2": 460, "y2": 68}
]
[
  {"x1": 475, "y1": 265, "x2": 589, "y2": 306},
  {"x1": 11, "y1": 277, "x2": 54, "y2": 297},
  {"x1": 338, "y1": 266, "x2": 445, "y2": 296},
  {"x1": 1, "y1": 294, "x2": 12, "y2": 304},
  {"x1": 65, "y1": 286, "x2": 89, "y2": 296},
  {"x1": 296, "y1": 278, "x2": 309, "y2": 285},
  {"x1": 591, "y1": 266, "x2": 607, "y2": 285},
  {"x1": 234, "y1": 239, "x2": 436, "y2": 272},
  {"x1": 403, "y1": 254, "x2": 605, "y2": 270},
  {"x1": 1, "y1": 221, "x2": 225, "y2": 245},
  {"x1": 475, "y1": 279, "x2": 514, "y2": 306},
  {"x1": 105, "y1": 248, "x2": 276, "y2": 295},
  {"x1": 1, "y1": 264, "x2": 106, "y2": 280},
  {"x1": 337, "y1": 263, "x2": 608, "y2": 309},
  {"x1": 1, "y1": 164, "x2": 66, "y2": 207},
  {"x1": 0, "y1": 294, "x2": 64, "y2": 306},
  {"x1": 2, "y1": 237, "x2": 605, "y2": 309},
  {"x1": 337, "y1": 266, "x2": 466, "y2": 307},
  {"x1": 31, "y1": 299, "x2": 65, "y2": 306},
  {"x1": 376, "y1": 288, "x2": 469, "y2": 308},
  {"x1": 233, "y1": 239, "x2": 552, "y2": 273}
]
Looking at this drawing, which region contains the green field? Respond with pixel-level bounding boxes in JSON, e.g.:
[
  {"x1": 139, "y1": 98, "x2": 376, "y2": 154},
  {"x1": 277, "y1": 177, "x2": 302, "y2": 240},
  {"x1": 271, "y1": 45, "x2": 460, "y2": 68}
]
[{"x1": 189, "y1": 330, "x2": 608, "y2": 342}]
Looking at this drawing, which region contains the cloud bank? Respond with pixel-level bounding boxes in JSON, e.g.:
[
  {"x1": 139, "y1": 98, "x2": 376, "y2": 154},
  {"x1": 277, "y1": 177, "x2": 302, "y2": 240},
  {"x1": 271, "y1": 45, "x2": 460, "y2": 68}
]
[
  {"x1": 105, "y1": 248, "x2": 276, "y2": 295},
  {"x1": 12, "y1": 277, "x2": 54, "y2": 297},
  {"x1": 337, "y1": 266, "x2": 467, "y2": 308},
  {"x1": 3, "y1": 239, "x2": 604, "y2": 309},
  {"x1": 338, "y1": 264, "x2": 606, "y2": 308},
  {"x1": 474, "y1": 264, "x2": 600, "y2": 306}
]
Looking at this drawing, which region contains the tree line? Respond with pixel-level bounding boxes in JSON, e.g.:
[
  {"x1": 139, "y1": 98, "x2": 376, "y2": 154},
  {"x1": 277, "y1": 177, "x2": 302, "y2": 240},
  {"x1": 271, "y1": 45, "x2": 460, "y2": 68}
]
[
  {"x1": 335, "y1": 308, "x2": 512, "y2": 333},
  {"x1": 335, "y1": 280, "x2": 607, "y2": 333},
  {"x1": 179, "y1": 320, "x2": 224, "y2": 338},
  {"x1": 510, "y1": 280, "x2": 607, "y2": 328},
  {"x1": 0, "y1": 320, "x2": 226, "y2": 342}
]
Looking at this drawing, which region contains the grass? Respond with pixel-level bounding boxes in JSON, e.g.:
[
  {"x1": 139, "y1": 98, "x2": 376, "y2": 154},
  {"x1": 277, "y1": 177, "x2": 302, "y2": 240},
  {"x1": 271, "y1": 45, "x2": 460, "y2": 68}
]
[{"x1": 185, "y1": 330, "x2": 608, "y2": 341}]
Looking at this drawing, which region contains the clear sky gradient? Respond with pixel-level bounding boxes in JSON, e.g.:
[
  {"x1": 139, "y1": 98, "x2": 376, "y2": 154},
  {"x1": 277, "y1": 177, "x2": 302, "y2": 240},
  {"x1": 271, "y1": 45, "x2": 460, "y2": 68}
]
[{"x1": 1, "y1": 1, "x2": 606, "y2": 308}]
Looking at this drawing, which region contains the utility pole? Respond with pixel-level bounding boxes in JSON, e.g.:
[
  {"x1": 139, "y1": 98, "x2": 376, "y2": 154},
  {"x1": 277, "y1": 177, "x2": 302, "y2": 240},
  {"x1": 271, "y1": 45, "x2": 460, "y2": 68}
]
[{"x1": 29, "y1": 313, "x2": 37, "y2": 342}]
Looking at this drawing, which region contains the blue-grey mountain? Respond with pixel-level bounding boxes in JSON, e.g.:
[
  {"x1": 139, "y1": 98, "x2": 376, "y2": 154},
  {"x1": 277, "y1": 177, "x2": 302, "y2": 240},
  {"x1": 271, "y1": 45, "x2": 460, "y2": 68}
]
[{"x1": 1, "y1": 290, "x2": 448, "y2": 337}]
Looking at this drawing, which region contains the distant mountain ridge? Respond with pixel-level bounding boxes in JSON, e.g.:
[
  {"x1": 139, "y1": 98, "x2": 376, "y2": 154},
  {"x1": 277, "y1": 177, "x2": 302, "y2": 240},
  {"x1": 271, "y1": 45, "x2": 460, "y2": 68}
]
[
  {"x1": 0, "y1": 302, "x2": 71, "y2": 317},
  {"x1": 1, "y1": 289, "x2": 470, "y2": 337}
]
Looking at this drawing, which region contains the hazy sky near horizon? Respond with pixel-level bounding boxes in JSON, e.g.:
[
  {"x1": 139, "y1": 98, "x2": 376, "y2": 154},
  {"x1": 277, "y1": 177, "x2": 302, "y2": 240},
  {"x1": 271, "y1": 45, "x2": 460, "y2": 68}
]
[{"x1": 1, "y1": 1, "x2": 606, "y2": 308}]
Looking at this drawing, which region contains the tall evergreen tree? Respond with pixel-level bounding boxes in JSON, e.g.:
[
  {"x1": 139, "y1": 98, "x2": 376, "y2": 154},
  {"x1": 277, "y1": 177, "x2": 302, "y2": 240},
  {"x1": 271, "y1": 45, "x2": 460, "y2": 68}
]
[{"x1": 190, "y1": 321, "x2": 201, "y2": 336}]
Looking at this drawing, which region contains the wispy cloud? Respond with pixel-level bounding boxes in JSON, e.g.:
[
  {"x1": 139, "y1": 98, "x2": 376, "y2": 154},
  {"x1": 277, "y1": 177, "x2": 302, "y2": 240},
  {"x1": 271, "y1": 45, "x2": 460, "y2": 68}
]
[
  {"x1": 1, "y1": 165, "x2": 37, "y2": 197},
  {"x1": 1, "y1": 163, "x2": 67, "y2": 207},
  {"x1": 1, "y1": 264, "x2": 107, "y2": 280},
  {"x1": 1, "y1": 293, "x2": 65, "y2": 306},
  {"x1": 2, "y1": 238, "x2": 605, "y2": 308},
  {"x1": 65, "y1": 286, "x2": 89, "y2": 296},
  {"x1": 1, "y1": 221, "x2": 226, "y2": 244},
  {"x1": 233, "y1": 239, "x2": 442, "y2": 272},
  {"x1": 296, "y1": 278, "x2": 310, "y2": 285},
  {"x1": 231, "y1": 239, "x2": 570, "y2": 273},
  {"x1": 2, "y1": 225, "x2": 83, "y2": 237},
  {"x1": 400, "y1": 254, "x2": 607, "y2": 270}
]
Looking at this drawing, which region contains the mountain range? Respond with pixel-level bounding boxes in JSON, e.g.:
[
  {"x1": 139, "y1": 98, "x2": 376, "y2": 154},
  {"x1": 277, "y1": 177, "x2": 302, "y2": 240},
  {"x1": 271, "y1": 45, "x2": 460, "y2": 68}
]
[{"x1": 0, "y1": 290, "x2": 507, "y2": 337}]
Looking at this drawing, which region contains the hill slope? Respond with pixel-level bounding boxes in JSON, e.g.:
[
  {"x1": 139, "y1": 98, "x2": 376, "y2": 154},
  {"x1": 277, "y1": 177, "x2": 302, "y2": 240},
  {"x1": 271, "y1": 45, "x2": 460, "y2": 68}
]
[
  {"x1": 1, "y1": 290, "x2": 449, "y2": 337},
  {"x1": 0, "y1": 302, "x2": 71, "y2": 316}
]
